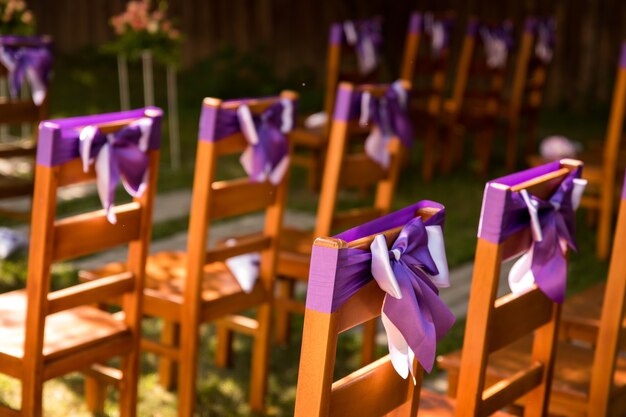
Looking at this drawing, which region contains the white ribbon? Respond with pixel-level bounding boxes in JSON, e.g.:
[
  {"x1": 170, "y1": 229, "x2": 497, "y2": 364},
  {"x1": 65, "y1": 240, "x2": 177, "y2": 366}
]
[
  {"x1": 304, "y1": 111, "x2": 328, "y2": 129},
  {"x1": 369, "y1": 224, "x2": 449, "y2": 381},
  {"x1": 480, "y1": 28, "x2": 508, "y2": 69},
  {"x1": 508, "y1": 178, "x2": 588, "y2": 295},
  {"x1": 0, "y1": 46, "x2": 47, "y2": 105},
  {"x1": 344, "y1": 20, "x2": 377, "y2": 75},
  {"x1": 223, "y1": 238, "x2": 261, "y2": 294},
  {"x1": 78, "y1": 118, "x2": 153, "y2": 224}
]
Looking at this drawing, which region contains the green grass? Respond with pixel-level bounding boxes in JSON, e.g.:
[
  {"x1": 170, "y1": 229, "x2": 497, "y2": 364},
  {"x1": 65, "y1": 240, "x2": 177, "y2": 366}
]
[{"x1": 0, "y1": 49, "x2": 614, "y2": 415}]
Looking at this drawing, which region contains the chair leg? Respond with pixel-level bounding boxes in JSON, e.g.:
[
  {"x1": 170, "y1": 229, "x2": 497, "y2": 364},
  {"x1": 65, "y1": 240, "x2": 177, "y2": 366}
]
[
  {"x1": 421, "y1": 122, "x2": 438, "y2": 182},
  {"x1": 249, "y1": 303, "x2": 271, "y2": 412},
  {"x1": 361, "y1": 319, "x2": 378, "y2": 365},
  {"x1": 85, "y1": 375, "x2": 107, "y2": 413},
  {"x1": 21, "y1": 375, "x2": 44, "y2": 417},
  {"x1": 178, "y1": 322, "x2": 200, "y2": 417},
  {"x1": 215, "y1": 324, "x2": 234, "y2": 368},
  {"x1": 597, "y1": 190, "x2": 614, "y2": 260},
  {"x1": 158, "y1": 320, "x2": 180, "y2": 390},
  {"x1": 274, "y1": 278, "x2": 295, "y2": 346},
  {"x1": 118, "y1": 351, "x2": 140, "y2": 417}
]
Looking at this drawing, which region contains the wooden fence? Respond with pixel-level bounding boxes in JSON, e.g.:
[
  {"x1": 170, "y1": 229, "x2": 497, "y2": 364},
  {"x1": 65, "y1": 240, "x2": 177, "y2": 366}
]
[{"x1": 28, "y1": 0, "x2": 626, "y2": 109}]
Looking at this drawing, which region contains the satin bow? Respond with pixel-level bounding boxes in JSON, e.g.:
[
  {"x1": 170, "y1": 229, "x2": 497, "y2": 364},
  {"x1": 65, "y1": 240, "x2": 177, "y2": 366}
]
[
  {"x1": 535, "y1": 18, "x2": 556, "y2": 63},
  {"x1": 480, "y1": 24, "x2": 514, "y2": 69},
  {"x1": 237, "y1": 100, "x2": 292, "y2": 185},
  {"x1": 361, "y1": 81, "x2": 414, "y2": 168},
  {"x1": 508, "y1": 175, "x2": 587, "y2": 303},
  {"x1": 423, "y1": 13, "x2": 451, "y2": 57},
  {"x1": 0, "y1": 44, "x2": 52, "y2": 105},
  {"x1": 336, "y1": 217, "x2": 454, "y2": 381},
  {"x1": 343, "y1": 19, "x2": 382, "y2": 75},
  {"x1": 78, "y1": 118, "x2": 153, "y2": 224}
]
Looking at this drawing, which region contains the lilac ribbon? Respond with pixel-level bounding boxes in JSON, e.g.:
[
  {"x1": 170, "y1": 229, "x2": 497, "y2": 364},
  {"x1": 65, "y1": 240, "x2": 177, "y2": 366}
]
[
  {"x1": 423, "y1": 13, "x2": 453, "y2": 57},
  {"x1": 0, "y1": 36, "x2": 52, "y2": 105},
  {"x1": 360, "y1": 81, "x2": 414, "y2": 168},
  {"x1": 343, "y1": 18, "x2": 383, "y2": 75},
  {"x1": 477, "y1": 163, "x2": 586, "y2": 303},
  {"x1": 306, "y1": 201, "x2": 454, "y2": 378},
  {"x1": 78, "y1": 118, "x2": 154, "y2": 224},
  {"x1": 534, "y1": 18, "x2": 556, "y2": 64},
  {"x1": 479, "y1": 22, "x2": 514, "y2": 69},
  {"x1": 199, "y1": 99, "x2": 295, "y2": 185}
]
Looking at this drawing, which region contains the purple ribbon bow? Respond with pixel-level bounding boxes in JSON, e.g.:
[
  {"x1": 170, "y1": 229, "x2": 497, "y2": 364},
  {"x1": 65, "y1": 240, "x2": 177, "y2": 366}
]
[
  {"x1": 480, "y1": 22, "x2": 514, "y2": 69},
  {"x1": 79, "y1": 118, "x2": 153, "y2": 224},
  {"x1": 0, "y1": 37, "x2": 52, "y2": 105},
  {"x1": 534, "y1": 18, "x2": 556, "y2": 63},
  {"x1": 508, "y1": 172, "x2": 584, "y2": 303},
  {"x1": 423, "y1": 13, "x2": 453, "y2": 57},
  {"x1": 361, "y1": 81, "x2": 414, "y2": 168},
  {"x1": 333, "y1": 211, "x2": 454, "y2": 377},
  {"x1": 343, "y1": 18, "x2": 383, "y2": 75}
]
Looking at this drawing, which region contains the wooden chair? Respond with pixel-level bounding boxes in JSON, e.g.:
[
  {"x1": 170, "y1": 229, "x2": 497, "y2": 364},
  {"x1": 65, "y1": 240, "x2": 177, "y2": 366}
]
[
  {"x1": 80, "y1": 91, "x2": 297, "y2": 416},
  {"x1": 400, "y1": 11, "x2": 455, "y2": 182},
  {"x1": 529, "y1": 42, "x2": 626, "y2": 260},
  {"x1": 503, "y1": 17, "x2": 554, "y2": 171},
  {"x1": 437, "y1": 160, "x2": 597, "y2": 417},
  {"x1": 291, "y1": 17, "x2": 382, "y2": 191},
  {"x1": 440, "y1": 166, "x2": 626, "y2": 417},
  {"x1": 271, "y1": 82, "x2": 408, "y2": 365},
  {"x1": 440, "y1": 18, "x2": 513, "y2": 177},
  {"x1": 0, "y1": 107, "x2": 163, "y2": 416},
  {"x1": 0, "y1": 35, "x2": 52, "y2": 221},
  {"x1": 293, "y1": 201, "x2": 517, "y2": 417}
]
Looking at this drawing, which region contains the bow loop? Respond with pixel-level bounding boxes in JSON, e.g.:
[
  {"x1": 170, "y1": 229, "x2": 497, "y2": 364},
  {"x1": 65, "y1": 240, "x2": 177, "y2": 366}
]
[
  {"x1": 343, "y1": 19, "x2": 382, "y2": 75},
  {"x1": 480, "y1": 23, "x2": 514, "y2": 69},
  {"x1": 508, "y1": 175, "x2": 587, "y2": 302},
  {"x1": 0, "y1": 42, "x2": 52, "y2": 105},
  {"x1": 78, "y1": 118, "x2": 153, "y2": 224},
  {"x1": 238, "y1": 102, "x2": 292, "y2": 185}
]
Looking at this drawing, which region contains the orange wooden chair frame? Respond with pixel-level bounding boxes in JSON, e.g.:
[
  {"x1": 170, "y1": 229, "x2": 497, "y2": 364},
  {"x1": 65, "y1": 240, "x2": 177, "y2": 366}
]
[
  {"x1": 0, "y1": 107, "x2": 162, "y2": 417},
  {"x1": 400, "y1": 11, "x2": 454, "y2": 182},
  {"x1": 271, "y1": 82, "x2": 407, "y2": 365},
  {"x1": 440, "y1": 18, "x2": 510, "y2": 177},
  {"x1": 442, "y1": 159, "x2": 583, "y2": 417},
  {"x1": 291, "y1": 18, "x2": 381, "y2": 191},
  {"x1": 293, "y1": 204, "x2": 442, "y2": 417},
  {"x1": 0, "y1": 36, "x2": 51, "y2": 221}
]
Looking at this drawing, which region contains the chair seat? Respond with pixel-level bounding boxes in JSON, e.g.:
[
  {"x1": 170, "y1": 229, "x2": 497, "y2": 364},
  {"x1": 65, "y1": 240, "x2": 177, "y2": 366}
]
[
  {"x1": 80, "y1": 251, "x2": 264, "y2": 320},
  {"x1": 438, "y1": 336, "x2": 626, "y2": 416},
  {"x1": 417, "y1": 390, "x2": 513, "y2": 416},
  {"x1": 0, "y1": 289, "x2": 129, "y2": 369}
]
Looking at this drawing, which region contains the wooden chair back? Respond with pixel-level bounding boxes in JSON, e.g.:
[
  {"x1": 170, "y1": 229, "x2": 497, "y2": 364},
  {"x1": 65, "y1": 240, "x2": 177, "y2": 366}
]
[
  {"x1": 323, "y1": 18, "x2": 382, "y2": 134},
  {"x1": 450, "y1": 18, "x2": 510, "y2": 116},
  {"x1": 400, "y1": 11, "x2": 454, "y2": 116},
  {"x1": 588, "y1": 168, "x2": 626, "y2": 415},
  {"x1": 0, "y1": 36, "x2": 52, "y2": 220},
  {"x1": 294, "y1": 202, "x2": 444, "y2": 417},
  {"x1": 187, "y1": 91, "x2": 297, "y2": 309},
  {"x1": 314, "y1": 81, "x2": 408, "y2": 239},
  {"x1": 454, "y1": 159, "x2": 583, "y2": 417},
  {"x1": 18, "y1": 107, "x2": 162, "y2": 413}
]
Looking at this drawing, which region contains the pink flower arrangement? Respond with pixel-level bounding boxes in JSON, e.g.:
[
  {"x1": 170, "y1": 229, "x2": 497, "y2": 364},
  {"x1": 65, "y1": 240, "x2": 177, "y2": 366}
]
[
  {"x1": 0, "y1": 0, "x2": 35, "y2": 35},
  {"x1": 106, "y1": 0, "x2": 181, "y2": 65}
]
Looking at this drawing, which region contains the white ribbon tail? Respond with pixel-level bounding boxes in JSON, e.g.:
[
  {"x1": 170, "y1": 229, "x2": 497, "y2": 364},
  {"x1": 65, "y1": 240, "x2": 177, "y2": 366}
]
[
  {"x1": 269, "y1": 155, "x2": 289, "y2": 185},
  {"x1": 239, "y1": 145, "x2": 262, "y2": 181},
  {"x1": 359, "y1": 37, "x2": 377, "y2": 74},
  {"x1": 236, "y1": 105, "x2": 259, "y2": 145},
  {"x1": 280, "y1": 98, "x2": 294, "y2": 133},
  {"x1": 359, "y1": 91, "x2": 371, "y2": 127},
  {"x1": 391, "y1": 80, "x2": 408, "y2": 109},
  {"x1": 26, "y1": 66, "x2": 46, "y2": 106},
  {"x1": 364, "y1": 127, "x2": 390, "y2": 169},
  {"x1": 571, "y1": 178, "x2": 588, "y2": 210},
  {"x1": 381, "y1": 312, "x2": 416, "y2": 383},
  {"x1": 425, "y1": 225, "x2": 450, "y2": 288},
  {"x1": 304, "y1": 111, "x2": 327, "y2": 129},
  {"x1": 370, "y1": 234, "x2": 402, "y2": 299},
  {"x1": 343, "y1": 21, "x2": 358, "y2": 45},
  {"x1": 94, "y1": 143, "x2": 117, "y2": 224},
  {"x1": 508, "y1": 248, "x2": 536, "y2": 296},
  {"x1": 0, "y1": 46, "x2": 15, "y2": 73},
  {"x1": 520, "y1": 189, "x2": 543, "y2": 242},
  {"x1": 225, "y1": 247, "x2": 260, "y2": 294},
  {"x1": 78, "y1": 125, "x2": 98, "y2": 173}
]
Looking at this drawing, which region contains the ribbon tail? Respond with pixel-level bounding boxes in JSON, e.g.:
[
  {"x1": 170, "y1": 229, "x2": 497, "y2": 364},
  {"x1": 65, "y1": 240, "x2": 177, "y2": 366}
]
[
  {"x1": 26, "y1": 66, "x2": 46, "y2": 106},
  {"x1": 94, "y1": 144, "x2": 119, "y2": 224},
  {"x1": 425, "y1": 225, "x2": 450, "y2": 288},
  {"x1": 225, "y1": 251, "x2": 260, "y2": 293},
  {"x1": 364, "y1": 127, "x2": 389, "y2": 168},
  {"x1": 268, "y1": 154, "x2": 289, "y2": 185},
  {"x1": 381, "y1": 310, "x2": 414, "y2": 382},
  {"x1": 508, "y1": 249, "x2": 536, "y2": 295}
]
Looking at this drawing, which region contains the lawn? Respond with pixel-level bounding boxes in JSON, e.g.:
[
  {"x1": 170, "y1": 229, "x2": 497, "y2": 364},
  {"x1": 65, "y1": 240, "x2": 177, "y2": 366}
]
[{"x1": 0, "y1": 48, "x2": 613, "y2": 415}]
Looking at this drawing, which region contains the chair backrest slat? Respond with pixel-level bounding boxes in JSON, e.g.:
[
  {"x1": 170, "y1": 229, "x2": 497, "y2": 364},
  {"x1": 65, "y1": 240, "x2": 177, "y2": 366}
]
[
  {"x1": 52, "y1": 203, "x2": 142, "y2": 262},
  {"x1": 210, "y1": 180, "x2": 277, "y2": 220}
]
